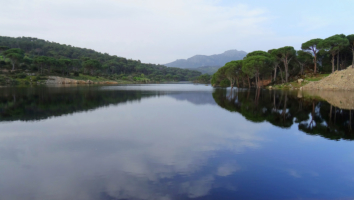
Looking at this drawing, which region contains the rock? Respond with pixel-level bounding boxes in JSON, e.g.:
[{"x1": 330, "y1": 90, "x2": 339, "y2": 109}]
[{"x1": 298, "y1": 79, "x2": 304, "y2": 84}]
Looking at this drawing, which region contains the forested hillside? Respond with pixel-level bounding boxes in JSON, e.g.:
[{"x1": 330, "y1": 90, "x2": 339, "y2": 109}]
[{"x1": 0, "y1": 36, "x2": 201, "y2": 84}]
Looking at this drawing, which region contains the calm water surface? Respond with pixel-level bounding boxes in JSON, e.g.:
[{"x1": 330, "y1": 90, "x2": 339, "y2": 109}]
[{"x1": 0, "y1": 84, "x2": 354, "y2": 200}]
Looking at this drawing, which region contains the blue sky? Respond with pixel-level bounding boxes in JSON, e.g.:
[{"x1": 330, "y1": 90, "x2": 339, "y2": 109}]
[{"x1": 1, "y1": 0, "x2": 353, "y2": 63}]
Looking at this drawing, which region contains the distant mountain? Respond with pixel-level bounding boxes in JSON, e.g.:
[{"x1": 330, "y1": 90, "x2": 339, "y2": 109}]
[
  {"x1": 164, "y1": 50, "x2": 247, "y2": 69},
  {"x1": 190, "y1": 66, "x2": 221, "y2": 75}
]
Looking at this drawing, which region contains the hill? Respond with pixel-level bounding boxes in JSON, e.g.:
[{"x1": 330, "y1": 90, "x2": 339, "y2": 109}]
[
  {"x1": 0, "y1": 36, "x2": 201, "y2": 85},
  {"x1": 164, "y1": 50, "x2": 247, "y2": 70},
  {"x1": 189, "y1": 66, "x2": 220, "y2": 75},
  {"x1": 303, "y1": 66, "x2": 354, "y2": 91}
]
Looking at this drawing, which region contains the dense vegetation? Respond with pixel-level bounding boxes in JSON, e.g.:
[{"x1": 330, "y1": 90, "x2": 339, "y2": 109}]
[
  {"x1": 0, "y1": 36, "x2": 201, "y2": 85},
  {"x1": 212, "y1": 34, "x2": 354, "y2": 88},
  {"x1": 193, "y1": 74, "x2": 212, "y2": 84},
  {"x1": 213, "y1": 89, "x2": 354, "y2": 139}
]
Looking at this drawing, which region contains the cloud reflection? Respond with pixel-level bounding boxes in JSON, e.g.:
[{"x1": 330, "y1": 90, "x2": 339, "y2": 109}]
[{"x1": 0, "y1": 93, "x2": 269, "y2": 200}]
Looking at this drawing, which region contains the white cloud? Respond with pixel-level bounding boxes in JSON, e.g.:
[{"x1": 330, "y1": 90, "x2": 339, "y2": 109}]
[{"x1": 0, "y1": 0, "x2": 270, "y2": 63}]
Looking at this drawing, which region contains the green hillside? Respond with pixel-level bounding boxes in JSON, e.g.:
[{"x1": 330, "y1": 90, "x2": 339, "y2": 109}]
[{"x1": 0, "y1": 36, "x2": 201, "y2": 85}]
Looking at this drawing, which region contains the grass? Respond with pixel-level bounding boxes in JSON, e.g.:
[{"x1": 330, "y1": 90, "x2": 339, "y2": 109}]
[{"x1": 305, "y1": 73, "x2": 330, "y2": 81}]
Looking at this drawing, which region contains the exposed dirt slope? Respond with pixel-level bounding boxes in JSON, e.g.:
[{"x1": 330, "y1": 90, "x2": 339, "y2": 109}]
[{"x1": 303, "y1": 66, "x2": 354, "y2": 90}]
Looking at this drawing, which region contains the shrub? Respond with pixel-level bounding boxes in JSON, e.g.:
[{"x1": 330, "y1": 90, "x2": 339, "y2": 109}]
[{"x1": 16, "y1": 73, "x2": 27, "y2": 79}]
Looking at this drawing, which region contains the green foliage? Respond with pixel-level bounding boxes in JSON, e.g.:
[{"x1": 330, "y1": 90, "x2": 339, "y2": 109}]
[
  {"x1": 0, "y1": 75, "x2": 18, "y2": 85},
  {"x1": 301, "y1": 38, "x2": 323, "y2": 52},
  {"x1": 0, "y1": 36, "x2": 201, "y2": 81},
  {"x1": 347, "y1": 34, "x2": 354, "y2": 67},
  {"x1": 296, "y1": 50, "x2": 313, "y2": 75},
  {"x1": 211, "y1": 65, "x2": 229, "y2": 87},
  {"x1": 15, "y1": 73, "x2": 27, "y2": 79},
  {"x1": 82, "y1": 59, "x2": 101, "y2": 75},
  {"x1": 2, "y1": 48, "x2": 25, "y2": 70},
  {"x1": 242, "y1": 52, "x2": 272, "y2": 86},
  {"x1": 318, "y1": 34, "x2": 350, "y2": 72},
  {"x1": 245, "y1": 50, "x2": 271, "y2": 58},
  {"x1": 195, "y1": 74, "x2": 211, "y2": 84}
]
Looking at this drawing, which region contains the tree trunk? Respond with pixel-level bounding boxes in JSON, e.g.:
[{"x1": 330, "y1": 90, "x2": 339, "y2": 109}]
[
  {"x1": 274, "y1": 66, "x2": 277, "y2": 81},
  {"x1": 285, "y1": 60, "x2": 288, "y2": 83},
  {"x1": 247, "y1": 75, "x2": 250, "y2": 88},
  {"x1": 299, "y1": 63, "x2": 304, "y2": 76},
  {"x1": 258, "y1": 75, "x2": 262, "y2": 88},
  {"x1": 337, "y1": 51, "x2": 340, "y2": 71},
  {"x1": 278, "y1": 66, "x2": 284, "y2": 83},
  {"x1": 331, "y1": 54, "x2": 335, "y2": 73},
  {"x1": 313, "y1": 52, "x2": 317, "y2": 74},
  {"x1": 11, "y1": 62, "x2": 15, "y2": 71}
]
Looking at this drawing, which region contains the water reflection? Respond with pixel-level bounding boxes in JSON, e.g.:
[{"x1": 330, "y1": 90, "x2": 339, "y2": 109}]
[
  {"x1": 1, "y1": 85, "x2": 354, "y2": 199},
  {"x1": 213, "y1": 88, "x2": 354, "y2": 140}
]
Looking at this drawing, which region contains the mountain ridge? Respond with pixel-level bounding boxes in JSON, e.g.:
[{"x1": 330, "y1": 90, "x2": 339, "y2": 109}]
[{"x1": 164, "y1": 50, "x2": 247, "y2": 69}]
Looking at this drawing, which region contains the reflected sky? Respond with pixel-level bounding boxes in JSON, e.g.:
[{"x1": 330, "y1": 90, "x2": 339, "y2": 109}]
[{"x1": 0, "y1": 85, "x2": 354, "y2": 200}]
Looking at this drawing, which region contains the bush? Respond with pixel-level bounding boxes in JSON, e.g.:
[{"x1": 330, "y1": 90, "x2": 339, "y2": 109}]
[
  {"x1": 16, "y1": 73, "x2": 27, "y2": 79},
  {"x1": 219, "y1": 79, "x2": 231, "y2": 87},
  {"x1": 0, "y1": 75, "x2": 6, "y2": 85},
  {"x1": 0, "y1": 75, "x2": 18, "y2": 85},
  {"x1": 73, "y1": 72, "x2": 79, "y2": 76}
]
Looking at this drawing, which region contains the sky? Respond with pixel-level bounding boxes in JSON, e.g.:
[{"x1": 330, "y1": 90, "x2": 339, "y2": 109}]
[{"x1": 1, "y1": 0, "x2": 353, "y2": 64}]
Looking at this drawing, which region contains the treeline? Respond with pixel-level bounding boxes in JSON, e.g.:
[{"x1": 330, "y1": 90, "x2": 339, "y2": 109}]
[
  {"x1": 212, "y1": 34, "x2": 354, "y2": 87},
  {"x1": 0, "y1": 36, "x2": 201, "y2": 82}
]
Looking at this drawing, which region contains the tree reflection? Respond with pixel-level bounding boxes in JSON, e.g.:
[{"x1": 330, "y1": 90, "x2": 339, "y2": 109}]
[
  {"x1": 0, "y1": 87, "x2": 158, "y2": 121},
  {"x1": 212, "y1": 88, "x2": 354, "y2": 140}
]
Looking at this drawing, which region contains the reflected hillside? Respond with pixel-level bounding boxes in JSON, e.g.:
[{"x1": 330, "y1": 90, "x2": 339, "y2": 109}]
[
  {"x1": 168, "y1": 92, "x2": 216, "y2": 105},
  {"x1": 0, "y1": 87, "x2": 159, "y2": 122},
  {"x1": 212, "y1": 89, "x2": 354, "y2": 140},
  {"x1": 0, "y1": 85, "x2": 216, "y2": 122}
]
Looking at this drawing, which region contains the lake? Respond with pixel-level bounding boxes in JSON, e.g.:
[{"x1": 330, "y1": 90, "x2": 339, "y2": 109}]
[{"x1": 0, "y1": 84, "x2": 354, "y2": 200}]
